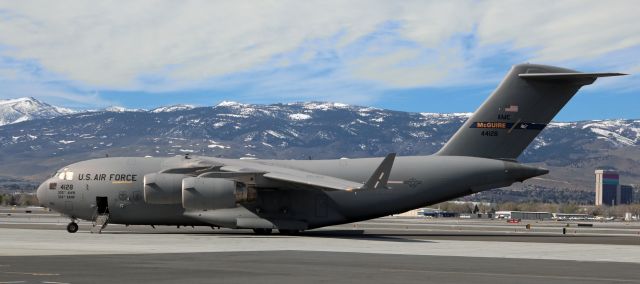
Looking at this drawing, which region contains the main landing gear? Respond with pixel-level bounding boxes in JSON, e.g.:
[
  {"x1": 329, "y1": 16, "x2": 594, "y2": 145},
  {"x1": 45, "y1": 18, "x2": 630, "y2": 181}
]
[
  {"x1": 67, "y1": 220, "x2": 79, "y2": 233},
  {"x1": 252, "y1": 228, "x2": 273, "y2": 235},
  {"x1": 252, "y1": 228, "x2": 302, "y2": 235},
  {"x1": 278, "y1": 229, "x2": 300, "y2": 235}
]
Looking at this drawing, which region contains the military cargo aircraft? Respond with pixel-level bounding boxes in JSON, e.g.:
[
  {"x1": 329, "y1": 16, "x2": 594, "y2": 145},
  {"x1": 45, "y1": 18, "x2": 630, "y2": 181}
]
[{"x1": 36, "y1": 64, "x2": 625, "y2": 234}]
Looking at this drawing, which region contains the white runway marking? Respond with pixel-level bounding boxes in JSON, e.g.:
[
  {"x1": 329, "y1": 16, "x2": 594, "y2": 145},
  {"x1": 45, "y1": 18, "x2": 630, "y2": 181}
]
[{"x1": 1, "y1": 228, "x2": 640, "y2": 263}]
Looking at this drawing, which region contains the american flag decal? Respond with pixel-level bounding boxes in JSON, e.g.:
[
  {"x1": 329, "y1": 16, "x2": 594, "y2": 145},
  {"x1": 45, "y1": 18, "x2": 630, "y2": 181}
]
[{"x1": 505, "y1": 105, "x2": 519, "y2": 112}]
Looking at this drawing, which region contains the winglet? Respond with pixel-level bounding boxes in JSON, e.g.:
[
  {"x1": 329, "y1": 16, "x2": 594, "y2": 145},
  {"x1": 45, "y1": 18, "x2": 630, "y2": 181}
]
[{"x1": 361, "y1": 153, "x2": 396, "y2": 190}]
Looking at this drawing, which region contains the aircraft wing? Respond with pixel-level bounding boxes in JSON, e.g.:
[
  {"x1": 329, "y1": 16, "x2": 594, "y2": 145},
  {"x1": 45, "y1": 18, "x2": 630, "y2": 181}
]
[
  {"x1": 259, "y1": 153, "x2": 396, "y2": 191},
  {"x1": 163, "y1": 153, "x2": 396, "y2": 192},
  {"x1": 201, "y1": 166, "x2": 369, "y2": 191},
  {"x1": 261, "y1": 171, "x2": 364, "y2": 191}
]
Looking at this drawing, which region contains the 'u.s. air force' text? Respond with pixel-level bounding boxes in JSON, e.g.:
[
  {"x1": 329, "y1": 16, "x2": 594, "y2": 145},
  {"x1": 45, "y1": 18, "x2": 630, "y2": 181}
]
[{"x1": 78, "y1": 173, "x2": 138, "y2": 182}]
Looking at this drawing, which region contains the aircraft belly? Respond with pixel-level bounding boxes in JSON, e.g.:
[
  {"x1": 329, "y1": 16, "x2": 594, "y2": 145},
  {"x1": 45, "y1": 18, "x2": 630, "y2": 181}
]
[{"x1": 112, "y1": 204, "x2": 204, "y2": 225}]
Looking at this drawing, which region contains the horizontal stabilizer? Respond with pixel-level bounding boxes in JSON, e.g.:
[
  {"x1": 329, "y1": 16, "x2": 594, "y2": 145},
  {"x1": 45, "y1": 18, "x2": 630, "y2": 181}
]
[{"x1": 519, "y1": 72, "x2": 626, "y2": 81}]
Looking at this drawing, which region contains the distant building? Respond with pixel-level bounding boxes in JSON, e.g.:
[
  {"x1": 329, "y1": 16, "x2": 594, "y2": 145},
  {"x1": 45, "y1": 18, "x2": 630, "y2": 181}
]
[
  {"x1": 394, "y1": 208, "x2": 458, "y2": 217},
  {"x1": 552, "y1": 213, "x2": 591, "y2": 221},
  {"x1": 494, "y1": 211, "x2": 552, "y2": 220},
  {"x1": 620, "y1": 185, "x2": 634, "y2": 205},
  {"x1": 595, "y1": 170, "x2": 635, "y2": 205},
  {"x1": 395, "y1": 209, "x2": 420, "y2": 217},
  {"x1": 418, "y1": 208, "x2": 457, "y2": 218},
  {"x1": 459, "y1": 213, "x2": 494, "y2": 219},
  {"x1": 595, "y1": 170, "x2": 620, "y2": 206}
]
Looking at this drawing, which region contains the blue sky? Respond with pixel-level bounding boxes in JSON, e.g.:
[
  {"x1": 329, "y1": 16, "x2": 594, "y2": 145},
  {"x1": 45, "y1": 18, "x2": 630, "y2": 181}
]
[{"x1": 0, "y1": 1, "x2": 638, "y2": 121}]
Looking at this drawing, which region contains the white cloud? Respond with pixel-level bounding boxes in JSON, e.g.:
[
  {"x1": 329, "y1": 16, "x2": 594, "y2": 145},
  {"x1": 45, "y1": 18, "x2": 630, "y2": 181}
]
[
  {"x1": 348, "y1": 47, "x2": 466, "y2": 88},
  {"x1": 0, "y1": 80, "x2": 113, "y2": 108},
  {"x1": 0, "y1": 66, "x2": 18, "y2": 79},
  {"x1": 0, "y1": 1, "x2": 387, "y2": 89},
  {"x1": 0, "y1": 0, "x2": 637, "y2": 96},
  {"x1": 477, "y1": 0, "x2": 640, "y2": 62}
]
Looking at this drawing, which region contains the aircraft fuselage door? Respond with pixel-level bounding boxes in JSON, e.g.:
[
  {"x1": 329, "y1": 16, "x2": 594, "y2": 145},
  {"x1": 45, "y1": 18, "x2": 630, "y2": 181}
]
[{"x1": 96, "y1": 196, "x2": 109, "y2": 214}]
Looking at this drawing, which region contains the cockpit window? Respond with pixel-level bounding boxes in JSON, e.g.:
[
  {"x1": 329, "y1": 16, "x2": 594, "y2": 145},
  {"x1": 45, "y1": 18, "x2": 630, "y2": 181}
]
[{"x1": 57, "y1": 168, "x2": 74, "y2": 180}]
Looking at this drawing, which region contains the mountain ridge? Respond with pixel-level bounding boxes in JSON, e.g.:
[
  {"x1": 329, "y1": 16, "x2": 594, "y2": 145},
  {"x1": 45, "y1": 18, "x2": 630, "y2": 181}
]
[{"x1": 0, "y1": 97, "x2": 75, "y2": 126}]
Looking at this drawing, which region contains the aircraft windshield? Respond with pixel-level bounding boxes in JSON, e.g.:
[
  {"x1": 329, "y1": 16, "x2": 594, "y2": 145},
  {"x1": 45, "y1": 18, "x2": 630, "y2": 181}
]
[{"x1": 56, "y1": 168, "x2": 74, "y2": 181}]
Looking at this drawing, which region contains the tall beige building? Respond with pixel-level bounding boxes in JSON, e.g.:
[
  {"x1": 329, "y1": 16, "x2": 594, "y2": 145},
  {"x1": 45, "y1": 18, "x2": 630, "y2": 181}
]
[{"x1": 595, "y1": 170, "x2": 619, "y2": 206}]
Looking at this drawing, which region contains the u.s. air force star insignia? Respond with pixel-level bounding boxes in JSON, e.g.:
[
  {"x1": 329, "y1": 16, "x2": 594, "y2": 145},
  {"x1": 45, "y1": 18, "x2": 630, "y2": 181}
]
[{"x1": 403, "y1": 178, "x2": 422, "y2": 188}]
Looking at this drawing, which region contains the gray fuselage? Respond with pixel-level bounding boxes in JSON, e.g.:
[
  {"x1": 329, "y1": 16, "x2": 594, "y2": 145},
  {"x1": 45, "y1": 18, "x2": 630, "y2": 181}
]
[{"x1": 36, "y1": 155, "x2": 543, "y2": 229}]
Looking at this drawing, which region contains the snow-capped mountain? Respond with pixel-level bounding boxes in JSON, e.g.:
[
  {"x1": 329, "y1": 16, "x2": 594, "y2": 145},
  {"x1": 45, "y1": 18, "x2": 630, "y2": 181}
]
[
  {"x1": 102, "y1": 104, "x2": 196, "y2": 113},
  {"x1": 151, "y1": 104, "x2": 195, "y2": 113},
  {"x1": 103, "y1": 106, "x2": 146, "y2": 113},
  {"x1": 0, "y1": 100, "x2": 638, "y2": 196},
  {"x1": 0, "y1": 97, "x2": 74, "y2": 126}
]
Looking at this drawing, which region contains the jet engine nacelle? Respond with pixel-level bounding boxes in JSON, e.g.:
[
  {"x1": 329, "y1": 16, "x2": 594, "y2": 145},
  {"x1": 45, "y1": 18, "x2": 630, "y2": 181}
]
[
  {"x1": 143, "y1": 173, "x2": 189, "y2": 204},
  {"x1": 181, "y1": 177, "x2": 256, "y2": 210}
]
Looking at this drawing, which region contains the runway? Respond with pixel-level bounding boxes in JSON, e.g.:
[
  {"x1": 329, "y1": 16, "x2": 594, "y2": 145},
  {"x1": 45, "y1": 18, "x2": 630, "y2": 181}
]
[
  {"x1": 1, "y1": 208, "x2": 640, "y2": 283},
  {"x1": 2, "y1": 251, "x2": 640, "y2": 284}
]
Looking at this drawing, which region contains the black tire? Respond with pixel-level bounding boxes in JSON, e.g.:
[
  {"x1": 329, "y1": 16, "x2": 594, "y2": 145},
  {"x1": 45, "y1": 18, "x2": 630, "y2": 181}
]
[
  {"x1": 252, "y1": 228, "x2": 273, "y2": 235},
  {"x1": 67, "y1": 222, "x2": 79, "y2": 233}
]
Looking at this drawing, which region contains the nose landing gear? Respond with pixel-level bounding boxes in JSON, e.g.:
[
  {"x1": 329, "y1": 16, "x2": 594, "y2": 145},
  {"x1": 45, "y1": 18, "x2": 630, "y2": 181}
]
[{"x1": 66, "y1": 221, "x2": 79, "y2": 233}]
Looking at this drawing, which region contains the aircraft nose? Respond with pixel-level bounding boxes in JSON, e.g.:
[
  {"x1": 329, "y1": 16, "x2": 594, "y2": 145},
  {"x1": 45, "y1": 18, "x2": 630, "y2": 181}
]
[{"x1": 36, "y1": 180, "x2": 48, "y2": 207}]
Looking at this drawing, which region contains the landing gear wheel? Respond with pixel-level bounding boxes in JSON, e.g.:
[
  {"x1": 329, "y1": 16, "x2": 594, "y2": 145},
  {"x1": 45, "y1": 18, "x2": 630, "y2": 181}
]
[
  {"x1": 252, "y1": 228, "x2": 273, "y2": 235},
  {"x1": 67, "y1": 222, "x2": 79, "y2": 233},
  {"x1": 278, "y1": 229, "x2": 300, "y2": 235}
]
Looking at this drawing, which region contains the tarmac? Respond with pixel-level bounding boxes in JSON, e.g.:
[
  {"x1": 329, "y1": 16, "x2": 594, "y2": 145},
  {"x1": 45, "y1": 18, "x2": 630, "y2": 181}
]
[{"x1": 1, "y1": 207, "x2": 640, "y2": 283}]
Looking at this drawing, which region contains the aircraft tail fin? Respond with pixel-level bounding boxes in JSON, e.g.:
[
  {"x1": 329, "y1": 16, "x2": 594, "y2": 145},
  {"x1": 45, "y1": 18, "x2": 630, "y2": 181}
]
[{"x1": 437, "y1": 63, "x2": 626, "y2": 160}]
